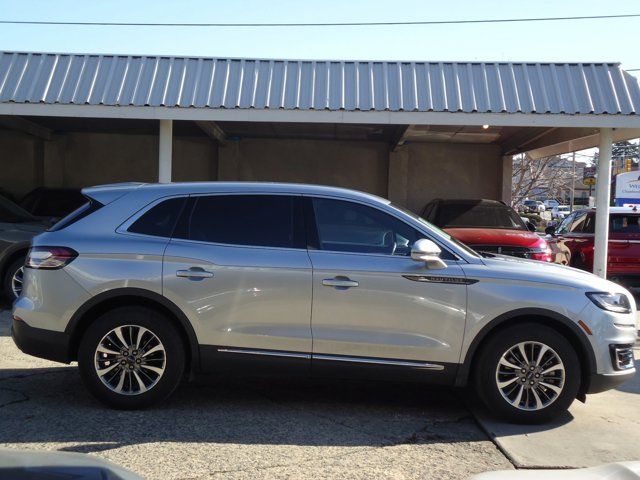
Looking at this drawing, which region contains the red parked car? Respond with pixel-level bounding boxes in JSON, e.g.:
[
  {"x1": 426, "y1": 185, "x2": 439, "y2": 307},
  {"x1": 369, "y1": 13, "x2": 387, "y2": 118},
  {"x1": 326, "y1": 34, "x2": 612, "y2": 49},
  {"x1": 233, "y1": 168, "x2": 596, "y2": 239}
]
[
  {"x1": 545, "y1": 206, "x2": 640, "y2": 290},
  {"x1": 421, "y1": 199, "x2": 553, "y2": 262}
]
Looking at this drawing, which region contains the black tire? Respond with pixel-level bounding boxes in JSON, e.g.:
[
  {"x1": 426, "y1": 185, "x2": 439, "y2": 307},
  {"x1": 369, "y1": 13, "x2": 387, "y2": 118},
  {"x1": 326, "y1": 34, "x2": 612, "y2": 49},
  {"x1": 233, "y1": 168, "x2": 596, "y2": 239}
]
[
  {"x1": 474, "y1": 323, "x2": 580, "y2": 424},
  {"x1": 78, "y1": 306, "x2": 186, "y2": 409},
  {"x1": 3, "y1": 256, "x2": 25, "y2": 301}
]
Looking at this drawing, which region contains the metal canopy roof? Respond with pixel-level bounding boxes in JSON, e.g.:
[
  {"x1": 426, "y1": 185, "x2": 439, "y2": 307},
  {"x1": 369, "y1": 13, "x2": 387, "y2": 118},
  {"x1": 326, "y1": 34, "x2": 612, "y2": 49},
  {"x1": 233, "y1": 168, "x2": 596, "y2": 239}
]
[{"x1": 1, "y1": 51, "x2": 639, "y2": 116}]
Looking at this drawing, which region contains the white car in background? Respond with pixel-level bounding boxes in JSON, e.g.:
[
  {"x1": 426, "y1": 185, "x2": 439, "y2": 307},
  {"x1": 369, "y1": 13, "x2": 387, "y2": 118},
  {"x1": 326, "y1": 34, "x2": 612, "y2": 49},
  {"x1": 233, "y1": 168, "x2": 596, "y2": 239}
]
[
  {"x1": 544, "y1": 199, "x2": 560, "y2": 210},
  {"x1": 523, "y1": 200, "x2": 546, "y2": 213},
  {"x1": 551, "y1": 205, "x2": 571, "y2": 220}
]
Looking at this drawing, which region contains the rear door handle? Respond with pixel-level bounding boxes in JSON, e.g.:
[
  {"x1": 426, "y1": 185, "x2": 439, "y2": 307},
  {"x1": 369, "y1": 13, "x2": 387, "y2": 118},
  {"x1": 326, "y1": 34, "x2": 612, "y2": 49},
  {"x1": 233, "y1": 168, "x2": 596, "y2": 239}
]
[
  {"x1": 176, "y1": 268, "x2": 214, "y2": 279},
  {"x1": 322, "y1": 277, "x2": 359, "y2": 288}
]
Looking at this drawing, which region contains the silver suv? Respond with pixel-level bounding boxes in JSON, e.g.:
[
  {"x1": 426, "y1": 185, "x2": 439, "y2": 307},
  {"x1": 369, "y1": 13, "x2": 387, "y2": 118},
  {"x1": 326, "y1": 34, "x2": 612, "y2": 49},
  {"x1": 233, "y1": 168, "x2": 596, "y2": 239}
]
[{"x1": 11, "y1": 182, "x2": 637, "y2": 422}]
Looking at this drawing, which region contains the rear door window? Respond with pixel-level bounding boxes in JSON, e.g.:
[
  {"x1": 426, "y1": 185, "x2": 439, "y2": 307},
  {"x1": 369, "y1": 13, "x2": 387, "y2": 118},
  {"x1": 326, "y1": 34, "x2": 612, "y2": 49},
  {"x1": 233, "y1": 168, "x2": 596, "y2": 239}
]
[
  {"x1": 128, "y1": 197, "x2": 186, "y2": 238},
  {"x1": 177, "y1": 195, "x2": 304, "y2": 249}
]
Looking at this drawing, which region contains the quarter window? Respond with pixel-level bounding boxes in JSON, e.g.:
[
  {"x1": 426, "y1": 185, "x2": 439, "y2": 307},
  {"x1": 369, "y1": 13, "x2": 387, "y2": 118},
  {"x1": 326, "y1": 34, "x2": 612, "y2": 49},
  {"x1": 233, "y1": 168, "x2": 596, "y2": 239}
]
[
  {"x1": 311, "y1": 198, "x2": 424, "y2": 256},
  {"x1": 128, "y1": 197, "x2": 186, "y2": 238},
  {"x1": 179, "y1": 195, "x2": 301, "y2": 249}
]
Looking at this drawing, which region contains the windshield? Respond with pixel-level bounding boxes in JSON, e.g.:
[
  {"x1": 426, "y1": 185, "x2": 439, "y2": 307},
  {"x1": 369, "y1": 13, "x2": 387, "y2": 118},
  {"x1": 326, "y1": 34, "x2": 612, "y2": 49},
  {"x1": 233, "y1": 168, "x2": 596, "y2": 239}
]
[
  {"x1": 390, "y1": 203, "x2": 481, "y2": 258},
  {"x1": 0, "y1": 195, "x2": 37, "y2": 223},
  {"x1": 433, "y1": 202, "x2": 527, "y2": 230}
]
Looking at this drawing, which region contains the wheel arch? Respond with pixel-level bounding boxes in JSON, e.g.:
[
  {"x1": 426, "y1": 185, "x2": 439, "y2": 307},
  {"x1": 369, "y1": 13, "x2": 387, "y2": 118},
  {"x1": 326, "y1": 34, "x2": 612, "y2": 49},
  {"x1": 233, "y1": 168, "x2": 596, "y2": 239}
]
[
  {"x1": 0, "y1": 243, "x2": 30, "y2": 281},
  {"x1": 65, "y1": 288, "x2": 200, "y2": 372},
  {"x1": 455, "y1": 308, "x2": 596, "y2": 398}
]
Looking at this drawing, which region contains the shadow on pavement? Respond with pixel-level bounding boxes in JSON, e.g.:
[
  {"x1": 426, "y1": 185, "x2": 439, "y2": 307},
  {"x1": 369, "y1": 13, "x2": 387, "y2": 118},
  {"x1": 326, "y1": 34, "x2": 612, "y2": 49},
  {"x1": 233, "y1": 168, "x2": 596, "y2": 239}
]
[
  {"x1": 615, "y1": 357, "x2": 639, "y2": 394},
  {"x1": 0, "y1": 366, "x2": 486, "y2": 450}
]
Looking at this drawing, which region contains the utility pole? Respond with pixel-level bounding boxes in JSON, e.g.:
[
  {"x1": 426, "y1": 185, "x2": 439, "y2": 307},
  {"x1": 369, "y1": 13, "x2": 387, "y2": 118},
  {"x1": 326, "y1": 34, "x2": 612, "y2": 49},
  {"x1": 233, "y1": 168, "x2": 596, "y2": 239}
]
[{"x1": 570, "y1": 151, "x2": 576, "y2": 211}]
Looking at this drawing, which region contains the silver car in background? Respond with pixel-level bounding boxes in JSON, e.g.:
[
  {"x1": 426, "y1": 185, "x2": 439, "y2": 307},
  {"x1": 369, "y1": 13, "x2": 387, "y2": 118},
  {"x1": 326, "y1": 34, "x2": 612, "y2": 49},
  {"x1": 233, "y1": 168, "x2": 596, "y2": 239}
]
[{"x1": 11, "y1": 182, "x2": 637, "y2": 423}]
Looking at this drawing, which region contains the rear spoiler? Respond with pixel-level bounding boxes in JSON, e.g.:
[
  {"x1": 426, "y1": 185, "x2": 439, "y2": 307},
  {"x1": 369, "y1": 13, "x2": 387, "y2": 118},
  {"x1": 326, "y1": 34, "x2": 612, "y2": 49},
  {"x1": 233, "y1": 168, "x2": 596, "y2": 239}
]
[{"x1": 81, "y1": 182, "x2": 145, "y2": 205}]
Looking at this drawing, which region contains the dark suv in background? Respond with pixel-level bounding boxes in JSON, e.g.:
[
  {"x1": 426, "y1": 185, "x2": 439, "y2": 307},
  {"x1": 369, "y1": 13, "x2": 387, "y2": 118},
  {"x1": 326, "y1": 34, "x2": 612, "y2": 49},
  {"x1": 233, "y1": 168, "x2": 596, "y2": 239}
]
[{"x1": 1, "y1": 187, "x2": 84, "y2": 300}]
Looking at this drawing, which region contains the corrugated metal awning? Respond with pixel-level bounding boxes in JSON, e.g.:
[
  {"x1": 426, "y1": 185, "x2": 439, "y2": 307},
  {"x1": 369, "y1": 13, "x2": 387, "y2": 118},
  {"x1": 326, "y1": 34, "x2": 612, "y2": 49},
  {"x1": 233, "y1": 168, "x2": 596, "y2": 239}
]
[{"x1": 1, "y1": 52, "x2": 639, "y2": 115}]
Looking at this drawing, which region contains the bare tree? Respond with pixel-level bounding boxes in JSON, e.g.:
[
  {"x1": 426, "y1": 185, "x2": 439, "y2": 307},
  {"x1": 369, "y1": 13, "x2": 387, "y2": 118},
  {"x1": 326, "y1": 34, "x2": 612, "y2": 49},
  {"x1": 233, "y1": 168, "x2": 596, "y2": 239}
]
[{"x1": 511, "y1": 154, "x2": 576, "y2": 206}]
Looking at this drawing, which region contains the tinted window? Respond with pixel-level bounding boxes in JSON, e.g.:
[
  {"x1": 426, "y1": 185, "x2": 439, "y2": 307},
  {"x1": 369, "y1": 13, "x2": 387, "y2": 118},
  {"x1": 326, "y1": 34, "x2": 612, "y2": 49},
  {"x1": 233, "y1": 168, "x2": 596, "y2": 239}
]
[
  {"x1": 49, "y1": 199, "x2": 102, "y2": 232},
  {"x1": 128, "y1": 197, "x2": 186, "y2": 237},
  {"x1": 611, "y1": 214, "x2": 640, "y2": 233},
  {"x1": 582, "y1": 213, "x2": 595, "y2": 234},
  {"x1": 180, "y1": 195, "x2": 300, "y2": 248},
  {"x1": 20, "y1": 188, "x2": 86, "y2": 218},
  {"x1": 311, "y1": 198, "x2": 423, "y2": 256},
  {"x1": 433, "y1": 202, "x2": 526, "y2": 230},
  {"x1": 0, "y1": 195, "x2": 35, "y2": 223}
]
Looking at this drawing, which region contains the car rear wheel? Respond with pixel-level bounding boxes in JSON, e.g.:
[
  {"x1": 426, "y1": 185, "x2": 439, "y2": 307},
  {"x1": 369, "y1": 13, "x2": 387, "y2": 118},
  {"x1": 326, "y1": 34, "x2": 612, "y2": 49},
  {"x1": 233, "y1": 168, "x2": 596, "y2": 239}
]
[
  {"x1": 475, "y1": 323, "x2": 580, "y2": 423},
  {"x1": 3, "y1": 256, "x2": 25, "y2": 301},
  {"x1": 78, "y1": 306, "x2": 185, "y2": 409}
]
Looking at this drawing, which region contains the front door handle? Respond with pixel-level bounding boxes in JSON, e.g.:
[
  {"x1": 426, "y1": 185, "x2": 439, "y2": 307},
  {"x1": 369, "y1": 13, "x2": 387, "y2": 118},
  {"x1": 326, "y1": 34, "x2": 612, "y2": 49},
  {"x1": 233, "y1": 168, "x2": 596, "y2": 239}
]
[
  {"x1": 322, "y1": 277, "x2": 359, "y2": 288},
  {"x1": 176, "y1": 268, "x2": 214, "y2": 279}
]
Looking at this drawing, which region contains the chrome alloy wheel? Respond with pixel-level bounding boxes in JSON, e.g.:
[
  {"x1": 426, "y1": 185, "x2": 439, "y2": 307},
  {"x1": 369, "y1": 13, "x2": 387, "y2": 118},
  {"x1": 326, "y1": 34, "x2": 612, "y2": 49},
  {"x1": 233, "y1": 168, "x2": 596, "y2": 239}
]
[
  {"x1": 11, "y1": 266, "x2": 23, "y2": 299},
  {"x1": 94, "y1": 325, "x2": 166, "y2": 395},
  {"x1": 495, "y1": 341, "x2": 565, "y2": 411}
]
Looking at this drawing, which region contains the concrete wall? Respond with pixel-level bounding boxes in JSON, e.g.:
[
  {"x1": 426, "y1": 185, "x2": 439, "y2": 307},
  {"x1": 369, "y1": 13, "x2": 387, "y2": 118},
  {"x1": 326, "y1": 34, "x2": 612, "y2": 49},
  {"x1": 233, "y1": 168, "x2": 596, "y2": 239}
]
[
  {"x1": 0, "y1": 130, "x2": 40, "y2": 199},
  {"x1": 388, "y1": 143, "x2": 503, "y2": 212},
  {"x1": 0, "y1": 131, "x2": 218, "y2": 197},
  {"x1": 218, "y1": 138, "x2": 389, "y2": 197},
  {"x1": 0, "y1": 127, "x2": 504, "y2": 214}
]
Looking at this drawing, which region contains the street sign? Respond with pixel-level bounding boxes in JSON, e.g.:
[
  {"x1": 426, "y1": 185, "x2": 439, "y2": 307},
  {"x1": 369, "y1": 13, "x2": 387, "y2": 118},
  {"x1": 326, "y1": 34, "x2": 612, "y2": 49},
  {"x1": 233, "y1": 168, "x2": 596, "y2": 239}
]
[{"x1": 583, "y1": 166, "x2": 596, "y2": 186}]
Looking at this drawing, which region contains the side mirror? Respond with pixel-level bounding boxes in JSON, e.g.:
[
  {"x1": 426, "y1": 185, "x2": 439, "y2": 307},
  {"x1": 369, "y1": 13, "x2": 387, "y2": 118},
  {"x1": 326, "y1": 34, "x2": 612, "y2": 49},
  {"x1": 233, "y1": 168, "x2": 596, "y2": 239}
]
[
  {"x1": 411, "y1": 239, "x2": 447, "y2": 270},
  {"x1": 544, "y1": 226, "x2": 556, "y2": 236},
  {"x1": 526, "y1": 222, "x2": 536, "y2": 232}
]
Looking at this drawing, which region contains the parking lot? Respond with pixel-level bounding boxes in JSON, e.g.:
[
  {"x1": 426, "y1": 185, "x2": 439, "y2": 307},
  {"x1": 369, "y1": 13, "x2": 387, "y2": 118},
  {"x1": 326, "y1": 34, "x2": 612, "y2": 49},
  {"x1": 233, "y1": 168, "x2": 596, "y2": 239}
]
[{"x1": 1, "y1": 307, "x2": 638, "y2": 479}]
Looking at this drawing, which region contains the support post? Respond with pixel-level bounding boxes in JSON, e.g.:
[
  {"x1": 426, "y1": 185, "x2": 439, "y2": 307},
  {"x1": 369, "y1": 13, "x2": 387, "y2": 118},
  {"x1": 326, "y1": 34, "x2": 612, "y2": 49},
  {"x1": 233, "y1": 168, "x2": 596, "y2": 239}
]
[
  {"x1": 593, "y1": 128, "x2": 613, "y2": 278},
  {"x1": 158, "y1": 119, "x2": 173, "y2": 183}
]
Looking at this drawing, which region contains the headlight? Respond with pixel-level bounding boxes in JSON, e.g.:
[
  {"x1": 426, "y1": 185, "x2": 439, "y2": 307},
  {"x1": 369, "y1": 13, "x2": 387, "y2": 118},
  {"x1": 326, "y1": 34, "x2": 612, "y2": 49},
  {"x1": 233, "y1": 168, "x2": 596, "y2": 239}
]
[{"x1": 586, "y1": 292, "x2": 632, "y2": 314}]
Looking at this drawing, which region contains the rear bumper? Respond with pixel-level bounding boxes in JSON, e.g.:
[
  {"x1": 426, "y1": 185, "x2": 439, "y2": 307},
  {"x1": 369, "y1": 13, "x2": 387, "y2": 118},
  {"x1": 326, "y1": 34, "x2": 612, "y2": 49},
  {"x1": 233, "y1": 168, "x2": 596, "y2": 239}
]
[
  {"x1": 587, "y1": 370, "x2": 635, "y2": 394},
  {"x1": 11, "y1": 317, "x2": 72, "y2": 364}
]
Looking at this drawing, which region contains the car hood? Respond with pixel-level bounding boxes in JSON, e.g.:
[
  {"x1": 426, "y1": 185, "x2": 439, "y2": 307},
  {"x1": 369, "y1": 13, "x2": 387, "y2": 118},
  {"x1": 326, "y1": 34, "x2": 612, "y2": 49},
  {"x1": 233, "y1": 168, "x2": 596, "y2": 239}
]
[
  {"x1": 477, "y1": 253, "x2": 626, "y2": 292},
  {"x1": 444, "y1": 227, "x2": 543, "y2": 247}
]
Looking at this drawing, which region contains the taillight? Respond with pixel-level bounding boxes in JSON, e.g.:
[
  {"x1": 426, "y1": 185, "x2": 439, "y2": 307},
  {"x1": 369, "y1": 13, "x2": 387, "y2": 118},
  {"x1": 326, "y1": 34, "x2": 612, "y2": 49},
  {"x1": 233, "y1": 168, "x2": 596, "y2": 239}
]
[
  {"x1": 530, "y1": 250, "x2": 553, "y2": 262},
  {"x1": 25, "y1": 246, "x2": 78, "y2": 270}
]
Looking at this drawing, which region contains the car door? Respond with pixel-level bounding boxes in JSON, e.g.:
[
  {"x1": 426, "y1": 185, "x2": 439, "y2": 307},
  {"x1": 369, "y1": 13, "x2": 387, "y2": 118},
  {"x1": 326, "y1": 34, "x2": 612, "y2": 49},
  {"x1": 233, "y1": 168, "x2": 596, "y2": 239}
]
[
  {"x1": 162, "y1": 193, "x2": 312, "y2": 373},
  {"x1": 559, "y1": 211, "x2": 592, "y2": 267},
  {"x1": 305, "y1": 196, "x2": 468, "y2": 380}
]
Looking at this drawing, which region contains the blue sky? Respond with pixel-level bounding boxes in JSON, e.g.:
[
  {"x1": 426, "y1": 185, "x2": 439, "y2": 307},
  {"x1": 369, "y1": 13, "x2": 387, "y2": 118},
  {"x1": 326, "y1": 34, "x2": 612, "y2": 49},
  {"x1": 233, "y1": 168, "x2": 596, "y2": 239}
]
[{"x1": 0, "y1": 0, "x2": 639, "y2": 77}]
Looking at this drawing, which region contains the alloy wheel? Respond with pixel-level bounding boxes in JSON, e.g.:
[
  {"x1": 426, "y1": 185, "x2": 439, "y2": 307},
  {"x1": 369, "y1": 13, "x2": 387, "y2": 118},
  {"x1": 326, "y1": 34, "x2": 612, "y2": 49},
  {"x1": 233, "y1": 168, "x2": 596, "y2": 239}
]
[
  {"x1": 11, "y1": 266, "x2": 24, "y2": 299},
  {"x1": 94, "y1": 325, "x2": 166, "y2": 395},
  {"x1": 495, "y1": 341, "x2": 565, "y2": 411}
]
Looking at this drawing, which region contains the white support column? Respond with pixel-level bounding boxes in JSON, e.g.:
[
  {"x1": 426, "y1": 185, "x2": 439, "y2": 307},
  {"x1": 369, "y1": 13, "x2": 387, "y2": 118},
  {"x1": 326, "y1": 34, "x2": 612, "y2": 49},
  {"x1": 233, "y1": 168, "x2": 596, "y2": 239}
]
[
  {"x1": 593, "y1": 128, "x2": 613, "y2": 278},
  {"x1": 158, "y1": 119, "x2": 173, "y2": 183}
]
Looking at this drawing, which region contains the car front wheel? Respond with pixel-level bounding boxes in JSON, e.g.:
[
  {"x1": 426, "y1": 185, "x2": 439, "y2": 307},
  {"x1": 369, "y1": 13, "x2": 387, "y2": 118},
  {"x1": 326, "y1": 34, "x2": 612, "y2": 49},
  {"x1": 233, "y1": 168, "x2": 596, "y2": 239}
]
[
  {"x1": 475, "y1": 323, "x2": 580, "y2": 423},
  {"x1": 78, "y1": 306, "x2": 186, "y2": 409}
]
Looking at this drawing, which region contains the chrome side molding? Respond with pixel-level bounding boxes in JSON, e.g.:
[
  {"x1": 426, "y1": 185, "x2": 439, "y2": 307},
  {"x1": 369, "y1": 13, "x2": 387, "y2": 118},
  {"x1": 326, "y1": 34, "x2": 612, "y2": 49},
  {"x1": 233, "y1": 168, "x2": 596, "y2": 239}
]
[
  {"x1": 313, "y1": 354, "x2": 445, "y2": 370},
  {"x1": 217, "y1": 347, "x2": 445, "y2": 371},
  {"x1": 217, "y1": 348, "x2": 311, "y2": 359}
]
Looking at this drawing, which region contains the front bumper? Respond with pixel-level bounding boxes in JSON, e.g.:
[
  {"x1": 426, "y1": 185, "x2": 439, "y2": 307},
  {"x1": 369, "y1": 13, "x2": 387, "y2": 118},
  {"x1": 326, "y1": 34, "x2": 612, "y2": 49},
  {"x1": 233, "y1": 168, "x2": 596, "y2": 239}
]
[{"x1": 11, "y1": 317, "x2": 72, "y2": 364}]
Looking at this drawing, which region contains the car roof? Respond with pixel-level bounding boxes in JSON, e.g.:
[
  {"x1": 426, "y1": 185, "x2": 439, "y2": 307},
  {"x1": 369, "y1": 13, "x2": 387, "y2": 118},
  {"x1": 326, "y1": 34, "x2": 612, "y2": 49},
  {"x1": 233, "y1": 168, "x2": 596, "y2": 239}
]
[
  {"x1": 577, "y1": 206, "x2": 640, "y2": 214},
  {"x1": 432, "y1": 199, "x2": 506, "y2": 206},
  {"x1": 83, "y1": 181, "x2": 391, "y2": 206}
]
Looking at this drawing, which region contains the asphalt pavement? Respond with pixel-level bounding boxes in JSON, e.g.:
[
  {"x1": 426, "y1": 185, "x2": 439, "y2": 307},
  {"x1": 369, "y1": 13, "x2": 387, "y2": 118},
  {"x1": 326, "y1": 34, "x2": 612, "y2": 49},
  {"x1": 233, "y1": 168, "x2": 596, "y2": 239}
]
[
  {"x1": 0, "y1": 309, "x2": 511, "y2": 480},
  {"x1": 2, "y1": 307, "x2": 638, "y2": 479}
]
